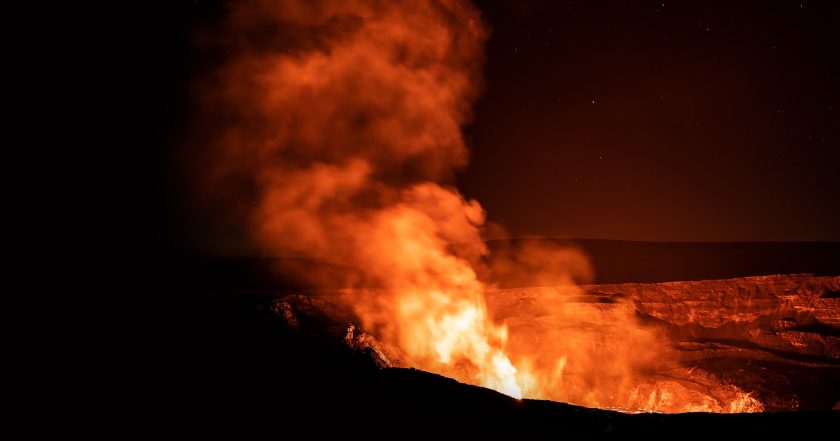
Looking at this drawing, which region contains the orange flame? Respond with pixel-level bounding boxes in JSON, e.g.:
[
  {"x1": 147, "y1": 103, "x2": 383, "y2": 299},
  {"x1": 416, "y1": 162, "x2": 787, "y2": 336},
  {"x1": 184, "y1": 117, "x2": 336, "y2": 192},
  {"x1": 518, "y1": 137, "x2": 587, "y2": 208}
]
[{"x1": 190, "y1": 0, "x2": 761, "y2": 413}]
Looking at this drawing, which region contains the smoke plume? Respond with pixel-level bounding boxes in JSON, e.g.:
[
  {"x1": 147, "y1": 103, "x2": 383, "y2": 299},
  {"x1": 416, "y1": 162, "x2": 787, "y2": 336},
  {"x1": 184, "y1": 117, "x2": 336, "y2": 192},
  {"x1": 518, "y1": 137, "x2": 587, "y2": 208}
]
[{"x1": 191, "y1": 0, "x2": 527, "y2": 395}]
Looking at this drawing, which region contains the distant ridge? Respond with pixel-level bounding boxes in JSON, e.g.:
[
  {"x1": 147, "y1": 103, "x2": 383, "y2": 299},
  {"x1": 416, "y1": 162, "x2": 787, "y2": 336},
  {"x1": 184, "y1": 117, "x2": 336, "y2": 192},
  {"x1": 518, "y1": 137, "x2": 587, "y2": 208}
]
[
  {"x1": 486, "y1": 239, "x2": 840, "y2": 284},
  {"x1": 177, "y1": 240, "x2": 840, "y2": 292}
]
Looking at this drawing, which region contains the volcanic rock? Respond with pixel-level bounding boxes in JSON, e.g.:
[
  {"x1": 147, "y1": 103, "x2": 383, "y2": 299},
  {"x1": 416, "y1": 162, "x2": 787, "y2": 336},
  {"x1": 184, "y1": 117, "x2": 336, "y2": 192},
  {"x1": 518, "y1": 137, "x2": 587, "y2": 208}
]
[
  {"x1": 267, "y1": 274, "x2": 840, "y2": 411},
  {"x1": 268, "y1": 294, "x2": 413, "y2": 369}
]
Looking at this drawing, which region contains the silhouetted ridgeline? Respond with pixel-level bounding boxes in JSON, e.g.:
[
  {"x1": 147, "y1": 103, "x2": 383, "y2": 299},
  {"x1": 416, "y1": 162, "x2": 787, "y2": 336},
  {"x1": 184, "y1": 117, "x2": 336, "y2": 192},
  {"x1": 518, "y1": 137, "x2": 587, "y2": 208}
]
[{"x1": 559, "y1": 239, "x2": 840, "y2": 284}]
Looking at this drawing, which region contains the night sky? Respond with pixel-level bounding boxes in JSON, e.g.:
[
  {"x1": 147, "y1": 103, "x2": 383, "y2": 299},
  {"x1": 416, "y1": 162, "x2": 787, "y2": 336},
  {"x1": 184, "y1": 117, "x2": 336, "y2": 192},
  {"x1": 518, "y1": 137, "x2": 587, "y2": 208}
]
[
  {"x1": 461, "y1": 0, "x2": 839, "y2": 241},
  {"x1": 128, "y1": 1, "x2": 839, "y2": 251}
]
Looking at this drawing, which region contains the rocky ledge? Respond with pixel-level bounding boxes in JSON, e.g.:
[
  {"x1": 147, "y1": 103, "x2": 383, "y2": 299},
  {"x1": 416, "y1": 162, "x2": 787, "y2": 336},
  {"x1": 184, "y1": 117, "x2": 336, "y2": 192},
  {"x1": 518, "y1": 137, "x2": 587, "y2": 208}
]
[{"x1": 268, "y1": 274, "x2": 840, "y2": 411}]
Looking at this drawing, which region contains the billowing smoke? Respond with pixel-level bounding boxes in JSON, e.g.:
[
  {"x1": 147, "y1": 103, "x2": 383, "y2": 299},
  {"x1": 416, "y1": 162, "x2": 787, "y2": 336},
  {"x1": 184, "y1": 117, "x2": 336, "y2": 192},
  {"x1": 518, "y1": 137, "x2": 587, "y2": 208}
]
[
  {"x1": 189, "y1": 0, "x2": 760, "y2": 412},
  {"x1": 193, "y1": 0, "x2": 487, "y2": 266},
  {"x1": 192, "y1": 0, "x2": 525, "y2": 395}
]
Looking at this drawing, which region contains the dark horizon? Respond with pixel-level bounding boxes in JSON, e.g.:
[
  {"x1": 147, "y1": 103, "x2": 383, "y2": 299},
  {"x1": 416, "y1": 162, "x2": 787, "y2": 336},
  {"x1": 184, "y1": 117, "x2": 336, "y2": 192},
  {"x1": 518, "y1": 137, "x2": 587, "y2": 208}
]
[{"x1": 180, "y1": 239, "x2": 840, "y2": 288}]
